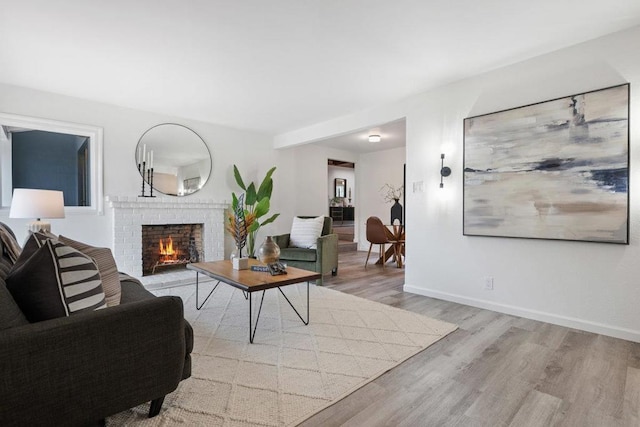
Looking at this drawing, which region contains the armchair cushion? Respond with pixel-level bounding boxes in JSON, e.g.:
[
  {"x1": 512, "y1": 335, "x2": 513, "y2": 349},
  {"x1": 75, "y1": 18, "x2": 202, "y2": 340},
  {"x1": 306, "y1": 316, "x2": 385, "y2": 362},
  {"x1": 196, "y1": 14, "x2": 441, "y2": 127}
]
[
  {"x1": 289, "y1": 216, "x2": 324, "y2": 249},
  {"x1": 279, "y1": 247, "x2": 317, "y2": 262},
  {"x1": 272, "y1": 233, "x2": 290, "y2": 249}
]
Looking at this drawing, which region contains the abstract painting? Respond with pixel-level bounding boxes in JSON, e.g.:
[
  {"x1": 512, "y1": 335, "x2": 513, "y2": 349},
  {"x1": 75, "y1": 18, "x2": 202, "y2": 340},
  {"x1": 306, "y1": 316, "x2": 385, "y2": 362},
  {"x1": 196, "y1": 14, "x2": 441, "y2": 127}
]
[{"x1": 463, "y1": 84, "x2": 629, "y2": 244}]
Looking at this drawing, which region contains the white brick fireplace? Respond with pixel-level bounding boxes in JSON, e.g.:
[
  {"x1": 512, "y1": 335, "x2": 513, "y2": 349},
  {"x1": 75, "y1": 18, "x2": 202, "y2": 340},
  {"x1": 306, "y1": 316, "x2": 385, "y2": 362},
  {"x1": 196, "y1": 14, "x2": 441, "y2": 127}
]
[{"x1": 106, "y1": 196, "x2": 227, "y2": 278}]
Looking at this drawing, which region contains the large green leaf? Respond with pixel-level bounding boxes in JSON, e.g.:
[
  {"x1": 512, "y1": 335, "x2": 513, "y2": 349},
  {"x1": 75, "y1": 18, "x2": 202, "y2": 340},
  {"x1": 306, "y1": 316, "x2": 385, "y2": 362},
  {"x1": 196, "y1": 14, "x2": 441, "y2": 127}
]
[
  {"x1": 256, "y1": 167, "x2": 276, "y2": 198},
  {"x1": 233, "y1": 165, "x2": 246, "y2": 191},
  {"x1": 248, "y1": 221, "x2": 260, "y2": 232},
  {"x1": 246, "y1": 183, "x2": 257, "y2": 206},
  {"x1": 231, "y1": 192, "x2": 238, "y2": 210},
  {"x1": 260, "y1": 213, "x2": 280, "y2": 227},
  {"x1": 264, "y1": 166, "x2": 276, "y2": 180},
  {"x1": 257, "y1": 177, "x2": 273, "y2": 201},
  {"x1": 254, "y1": 197, "x2": 270, "y2": 218}
]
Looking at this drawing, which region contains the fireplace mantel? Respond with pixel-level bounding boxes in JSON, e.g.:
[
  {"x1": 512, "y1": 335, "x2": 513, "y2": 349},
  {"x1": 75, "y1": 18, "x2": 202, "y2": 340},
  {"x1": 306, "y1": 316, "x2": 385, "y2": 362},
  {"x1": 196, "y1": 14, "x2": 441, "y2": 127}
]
[{"x1": 106, "y1": 196, "x2": 227, "y2": 278}]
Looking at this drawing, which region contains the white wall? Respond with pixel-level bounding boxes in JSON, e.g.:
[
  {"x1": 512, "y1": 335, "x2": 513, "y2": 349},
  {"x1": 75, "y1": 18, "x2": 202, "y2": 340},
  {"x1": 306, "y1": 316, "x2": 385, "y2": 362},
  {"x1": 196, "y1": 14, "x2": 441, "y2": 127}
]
[
  {"x1": 276, "y1": 26, "x2": 640, "y2": 342},
  {"x1": 0, "y1": 83, "x2": 296, "y2": 252},
  {"x1": 278, "y1": 144, "x2": 358, "y2": 226},
  {"x1": 356, "y1": 147, "x2": 405, "y2": 249}
]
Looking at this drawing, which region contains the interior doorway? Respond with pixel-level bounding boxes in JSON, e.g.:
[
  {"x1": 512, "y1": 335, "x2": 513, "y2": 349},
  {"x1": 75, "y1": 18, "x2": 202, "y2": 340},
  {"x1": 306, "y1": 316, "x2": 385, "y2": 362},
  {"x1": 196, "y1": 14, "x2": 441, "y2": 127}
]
[{"x1": 328, "y1": 159, "x2": 356, "y2": 252}]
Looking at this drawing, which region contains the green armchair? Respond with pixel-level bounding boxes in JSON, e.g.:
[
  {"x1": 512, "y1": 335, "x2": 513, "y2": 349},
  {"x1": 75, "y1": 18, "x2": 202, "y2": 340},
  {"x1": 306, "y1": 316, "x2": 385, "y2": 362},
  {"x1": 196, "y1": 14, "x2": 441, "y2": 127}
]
[{"x1": 272, "y1": 216, "x2": 338, "y2": 285}]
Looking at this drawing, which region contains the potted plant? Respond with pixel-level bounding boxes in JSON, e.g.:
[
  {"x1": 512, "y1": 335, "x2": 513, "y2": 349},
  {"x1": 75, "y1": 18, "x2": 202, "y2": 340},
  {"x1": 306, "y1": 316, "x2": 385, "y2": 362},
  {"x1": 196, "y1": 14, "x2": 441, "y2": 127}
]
[
  {"x1": 225, "y1": 193, "x2": 254, "y2": 269},
  {"x1": 231, "y1": 165, "x2": 280, "y2": 257}
]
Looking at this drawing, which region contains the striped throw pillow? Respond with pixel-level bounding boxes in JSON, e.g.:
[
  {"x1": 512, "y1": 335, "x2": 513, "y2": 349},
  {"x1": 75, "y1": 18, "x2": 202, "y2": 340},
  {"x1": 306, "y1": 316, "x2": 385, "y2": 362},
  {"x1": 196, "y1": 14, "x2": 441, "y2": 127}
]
[
  {"x1": 59, "y1": 235, "x2": 121, "y2": 306},
  {"x1": 6, "y1": 236, "x2": 107, "y2": 322},
  {"x1": 289, "y1": 216, "x2": 325, "y2": 249}
]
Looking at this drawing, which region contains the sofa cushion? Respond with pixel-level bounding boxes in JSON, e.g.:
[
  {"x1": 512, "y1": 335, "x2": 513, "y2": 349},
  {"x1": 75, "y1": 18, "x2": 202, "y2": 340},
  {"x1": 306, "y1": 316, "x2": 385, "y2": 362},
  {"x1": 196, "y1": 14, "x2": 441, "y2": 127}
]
[
  {"x1": 6, "y1": 238, "x2": 107, "y2": 322},
  {"x1": 119, "y1": 273, "x2": 155, "y2": 304},
  {"x1": 11, "y1": 232, "x2": 52, "y2": 271},
  {"x1": 289, "y1": 216, "x2": 324, "y2": 249},
  {"x1": 0, "y1": 222, "x2": 21, "y2": 264},
  {"x1": 0, "y1": 251, "x2": 13, "y2": 282},
  {"x1": 279, "y1": 247, "x2": 317, "y2": 262},
  {"x1": 0, "y1": 278, "x2": 28, "y2": 330},
  {"x1": 59, "y1": 235, "x2": 122, "y2": 306}
]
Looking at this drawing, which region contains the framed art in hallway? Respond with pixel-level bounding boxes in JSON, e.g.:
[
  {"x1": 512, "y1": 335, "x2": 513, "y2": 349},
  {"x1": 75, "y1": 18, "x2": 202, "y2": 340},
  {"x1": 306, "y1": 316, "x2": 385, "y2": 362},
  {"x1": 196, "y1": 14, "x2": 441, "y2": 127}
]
[{"x1": 463, "y1": 83, "x2": 629, "y2": 244}]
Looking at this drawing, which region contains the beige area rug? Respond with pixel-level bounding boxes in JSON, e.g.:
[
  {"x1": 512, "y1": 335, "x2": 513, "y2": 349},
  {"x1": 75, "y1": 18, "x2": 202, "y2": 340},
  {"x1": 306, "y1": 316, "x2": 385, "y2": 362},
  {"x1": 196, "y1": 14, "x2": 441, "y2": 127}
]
[{"x1": 108, "y1": 282, "x2": 457, "y2": 426}]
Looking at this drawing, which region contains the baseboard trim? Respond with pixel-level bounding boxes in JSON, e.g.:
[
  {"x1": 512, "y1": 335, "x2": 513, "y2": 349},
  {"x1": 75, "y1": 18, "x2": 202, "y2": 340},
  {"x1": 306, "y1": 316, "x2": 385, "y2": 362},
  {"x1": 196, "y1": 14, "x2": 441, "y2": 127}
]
[{"x1": 403, "y1": 284, "x2": 640, "y2": 343}]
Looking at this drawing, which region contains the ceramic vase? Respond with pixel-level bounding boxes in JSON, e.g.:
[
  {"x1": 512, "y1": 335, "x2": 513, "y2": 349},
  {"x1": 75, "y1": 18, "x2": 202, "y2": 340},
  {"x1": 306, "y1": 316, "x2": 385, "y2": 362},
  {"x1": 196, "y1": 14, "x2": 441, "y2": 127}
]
[
  {"x1": 230, "y1": 247, "x2": 249, "y2": 270},
  {"x1": 391, "y1": 199, "x2": 403, "y2": 224},
  {"x1": 257, "y1": 236, "x2": 280, "y2": 264}
]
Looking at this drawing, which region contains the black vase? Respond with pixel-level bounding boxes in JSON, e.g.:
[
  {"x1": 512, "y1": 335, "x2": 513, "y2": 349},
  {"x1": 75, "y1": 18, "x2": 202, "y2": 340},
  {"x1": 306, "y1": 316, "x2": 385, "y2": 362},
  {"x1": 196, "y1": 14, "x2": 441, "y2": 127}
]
[{"x1": 391, "y1": 199, "x2": 403, "y2": 224}]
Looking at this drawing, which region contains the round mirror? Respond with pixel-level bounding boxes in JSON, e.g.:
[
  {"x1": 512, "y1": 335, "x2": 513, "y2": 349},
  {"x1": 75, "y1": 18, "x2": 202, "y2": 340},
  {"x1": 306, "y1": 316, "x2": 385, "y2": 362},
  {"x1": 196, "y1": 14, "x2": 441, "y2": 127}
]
[{"x1": 136, "y1": 123, "x2": 212, "y2": 196}]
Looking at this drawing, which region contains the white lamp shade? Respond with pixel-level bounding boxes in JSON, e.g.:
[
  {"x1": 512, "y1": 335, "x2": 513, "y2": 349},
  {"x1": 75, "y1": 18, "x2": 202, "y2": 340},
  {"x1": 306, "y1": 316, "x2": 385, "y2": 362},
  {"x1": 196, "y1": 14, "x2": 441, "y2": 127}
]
[{"x1": 9, "y1": 189, "x2": 65, "y2": 219}]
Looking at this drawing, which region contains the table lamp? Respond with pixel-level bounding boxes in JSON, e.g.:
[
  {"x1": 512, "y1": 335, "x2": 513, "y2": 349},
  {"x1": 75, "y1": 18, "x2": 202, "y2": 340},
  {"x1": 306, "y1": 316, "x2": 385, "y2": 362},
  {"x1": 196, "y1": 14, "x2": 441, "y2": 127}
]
[{"x1": 9, "y1": 189, "x2": 65, "y2": 233}]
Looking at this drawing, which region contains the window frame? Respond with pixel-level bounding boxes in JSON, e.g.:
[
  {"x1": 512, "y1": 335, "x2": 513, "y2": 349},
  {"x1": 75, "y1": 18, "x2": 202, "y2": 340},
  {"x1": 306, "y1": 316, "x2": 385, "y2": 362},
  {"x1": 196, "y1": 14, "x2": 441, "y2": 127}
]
[{"x1": 0, "y1": 113, "x2": 104, "y2": 215}]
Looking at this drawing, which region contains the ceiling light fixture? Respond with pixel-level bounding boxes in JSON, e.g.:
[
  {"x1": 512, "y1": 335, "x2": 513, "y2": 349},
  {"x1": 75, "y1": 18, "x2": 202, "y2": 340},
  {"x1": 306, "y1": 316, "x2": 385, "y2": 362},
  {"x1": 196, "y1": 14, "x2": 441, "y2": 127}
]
[{"x1": 368, "y1": 134, "x2": 381, "y2": 143}]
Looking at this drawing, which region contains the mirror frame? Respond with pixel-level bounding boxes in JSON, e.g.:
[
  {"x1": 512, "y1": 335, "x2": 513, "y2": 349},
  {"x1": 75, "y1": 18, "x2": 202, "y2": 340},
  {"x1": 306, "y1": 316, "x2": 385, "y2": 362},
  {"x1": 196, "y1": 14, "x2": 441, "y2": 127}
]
[
  {"x1": 334, "y1": 178, "x2": 347, "y2": 198},
  {"x1": 136, "y1": 123, "x2": 212, "y2": 197},
  {"x1": 0, "y1": 112, "x2": 104, "y2": 214}
]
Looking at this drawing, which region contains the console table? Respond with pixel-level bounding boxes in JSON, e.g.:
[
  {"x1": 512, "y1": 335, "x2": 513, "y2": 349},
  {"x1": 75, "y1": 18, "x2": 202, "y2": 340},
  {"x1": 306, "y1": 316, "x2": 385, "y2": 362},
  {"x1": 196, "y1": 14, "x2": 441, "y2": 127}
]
[{"x1": 329, "y1": 206, "x2": 354, "y2": 223}]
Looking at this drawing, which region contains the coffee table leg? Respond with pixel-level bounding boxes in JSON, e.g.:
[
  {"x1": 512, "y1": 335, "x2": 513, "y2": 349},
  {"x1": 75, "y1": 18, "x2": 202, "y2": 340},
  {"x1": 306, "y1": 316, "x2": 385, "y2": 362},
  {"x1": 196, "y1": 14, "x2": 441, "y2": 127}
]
[
  {"x1": 196, "y1": 272, "x2": 220, "y2": 310},
  {"x1": 277, "y1": 281, "x2": 310, "y2": 325},
  {"x1": 249, "y1": 290, "x2": 266, "y2": 343}
]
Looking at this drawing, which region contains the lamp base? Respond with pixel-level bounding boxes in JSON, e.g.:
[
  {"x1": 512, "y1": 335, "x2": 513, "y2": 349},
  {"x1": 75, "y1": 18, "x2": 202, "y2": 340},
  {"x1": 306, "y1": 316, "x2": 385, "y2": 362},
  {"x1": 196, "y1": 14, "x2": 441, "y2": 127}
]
[{"x1": 27, "y1": 220, "x2": 52, "y2": 233}]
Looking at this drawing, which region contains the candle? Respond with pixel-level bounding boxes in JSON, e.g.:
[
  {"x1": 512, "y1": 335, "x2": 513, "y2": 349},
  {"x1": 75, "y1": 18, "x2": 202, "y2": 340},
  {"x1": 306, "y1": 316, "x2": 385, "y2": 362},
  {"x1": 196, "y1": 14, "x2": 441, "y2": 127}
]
[
  {"x1": 137, "y1": 146, "x2": 142, "y2": 164},
  {"x1": 348, "y1": 187, "x2": 351, "y2": 198},
  {"x1": 150, "y1": 150, "x2": 154, "y2": 169},
  {"x1": 142, "y1": 144, "x2": 146, "y2": 164}
]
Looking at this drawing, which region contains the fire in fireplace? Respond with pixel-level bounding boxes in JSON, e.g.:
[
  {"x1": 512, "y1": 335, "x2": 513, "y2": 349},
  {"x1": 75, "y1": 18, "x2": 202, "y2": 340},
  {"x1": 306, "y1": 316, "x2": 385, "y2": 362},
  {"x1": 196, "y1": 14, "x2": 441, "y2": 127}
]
[
  {"x1": 141, "y1": 224, "x2": 203, "y2": 276},
  {"x1": 159, "y1": 236, "x2": 177, "y2": 262}
]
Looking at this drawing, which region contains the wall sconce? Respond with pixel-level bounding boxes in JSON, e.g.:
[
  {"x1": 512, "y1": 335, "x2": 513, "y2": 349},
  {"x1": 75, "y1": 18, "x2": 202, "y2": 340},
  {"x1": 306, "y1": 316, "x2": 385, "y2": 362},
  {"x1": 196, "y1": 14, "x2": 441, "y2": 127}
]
[
  {"x1": 368, "y1": 134, "x2": 381, "y2": 143},
  {"x1": 440, "y1": 154, "x2": 451, "y2": 188}
]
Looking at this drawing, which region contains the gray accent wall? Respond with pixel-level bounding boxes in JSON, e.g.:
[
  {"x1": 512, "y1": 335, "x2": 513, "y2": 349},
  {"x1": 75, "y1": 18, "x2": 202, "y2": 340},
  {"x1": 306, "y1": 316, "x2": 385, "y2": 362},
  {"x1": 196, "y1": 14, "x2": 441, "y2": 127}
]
[{"x1": 12, "y1": 130, "x2": 82, "y2": 206}]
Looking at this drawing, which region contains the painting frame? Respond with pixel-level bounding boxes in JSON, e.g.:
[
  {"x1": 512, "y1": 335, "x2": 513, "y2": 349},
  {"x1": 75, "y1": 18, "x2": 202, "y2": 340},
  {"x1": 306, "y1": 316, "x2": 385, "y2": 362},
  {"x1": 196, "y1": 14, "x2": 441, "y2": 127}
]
[
  {"x1": 463, "y1": 83, "x2": 629, "y2": 244},
  {"x1": 183, "y1": 177, "x2": 201, "y2": 194}
]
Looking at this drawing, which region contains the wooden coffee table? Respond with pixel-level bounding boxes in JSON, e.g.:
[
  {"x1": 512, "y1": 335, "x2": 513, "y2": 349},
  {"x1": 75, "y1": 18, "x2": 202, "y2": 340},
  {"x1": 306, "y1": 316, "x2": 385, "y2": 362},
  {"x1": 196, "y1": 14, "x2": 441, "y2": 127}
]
[{"x1": 186, "y1": 259, "x2": 321, "y2": 343}]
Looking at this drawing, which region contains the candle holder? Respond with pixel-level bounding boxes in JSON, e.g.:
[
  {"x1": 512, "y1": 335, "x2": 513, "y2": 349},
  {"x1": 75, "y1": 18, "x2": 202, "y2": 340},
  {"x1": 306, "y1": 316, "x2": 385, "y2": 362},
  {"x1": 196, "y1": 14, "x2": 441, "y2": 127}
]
[
  {"x1": 138, "y1": 162, "x2": 156, "y2": 197},
  {"x1": 148, "y1": 167, "x2": 156, "y2": 197},
  {"x1": 138, "y1": 161, "x2": 147, "y2": 197}
]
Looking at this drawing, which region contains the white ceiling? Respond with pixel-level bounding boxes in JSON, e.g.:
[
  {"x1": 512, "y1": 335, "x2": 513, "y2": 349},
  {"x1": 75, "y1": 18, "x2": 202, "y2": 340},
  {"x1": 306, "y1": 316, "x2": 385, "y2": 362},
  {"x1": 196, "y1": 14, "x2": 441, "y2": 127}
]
[
  {"x1": 315, "y1": 119, "x2": 406, "y2": 154},
  {"x1": 1, "y1": 1, "x2": 639, "y2": 140}
]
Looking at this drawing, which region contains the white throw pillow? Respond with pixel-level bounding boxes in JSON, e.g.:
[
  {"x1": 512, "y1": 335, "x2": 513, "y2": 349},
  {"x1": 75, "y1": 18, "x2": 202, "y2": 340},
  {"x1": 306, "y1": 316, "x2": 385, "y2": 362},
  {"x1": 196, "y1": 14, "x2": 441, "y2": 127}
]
[{"x1": 289, "y1": 216, "x2": 325, "y2": 249}]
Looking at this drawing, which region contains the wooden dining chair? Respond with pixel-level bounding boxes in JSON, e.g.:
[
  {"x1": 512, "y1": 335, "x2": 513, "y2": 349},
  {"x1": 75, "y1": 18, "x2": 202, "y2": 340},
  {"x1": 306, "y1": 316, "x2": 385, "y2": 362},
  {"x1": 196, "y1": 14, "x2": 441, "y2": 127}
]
[{"x1": 365, "y1": 216, "x2": 397, "y2": 268}]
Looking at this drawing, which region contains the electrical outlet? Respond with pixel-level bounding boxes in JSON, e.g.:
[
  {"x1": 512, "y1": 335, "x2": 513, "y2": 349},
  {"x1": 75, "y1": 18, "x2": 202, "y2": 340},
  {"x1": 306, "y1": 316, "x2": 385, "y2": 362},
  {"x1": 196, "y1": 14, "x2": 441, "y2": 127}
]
[
  {"x1": 412, "y1": 181, "x2": 424, "y2": 193},
  {"x1": 484, "y1": 277, "x2": 494, "y2": 290}
]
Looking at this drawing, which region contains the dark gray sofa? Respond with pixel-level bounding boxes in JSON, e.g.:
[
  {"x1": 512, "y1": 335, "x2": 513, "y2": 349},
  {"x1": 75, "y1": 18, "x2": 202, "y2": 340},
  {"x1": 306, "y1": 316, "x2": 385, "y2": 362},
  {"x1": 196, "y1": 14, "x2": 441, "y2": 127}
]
[{"x1": 0, "y1": 225, "x2": 193, "y2": 426}]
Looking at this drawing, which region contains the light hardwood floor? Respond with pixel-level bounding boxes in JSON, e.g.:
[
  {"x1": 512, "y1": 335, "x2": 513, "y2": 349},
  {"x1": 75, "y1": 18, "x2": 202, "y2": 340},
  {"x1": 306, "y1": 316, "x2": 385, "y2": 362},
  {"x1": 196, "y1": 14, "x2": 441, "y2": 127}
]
[{"x1": 299, "y1": 251, "x2": 640, "y2": 427}]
